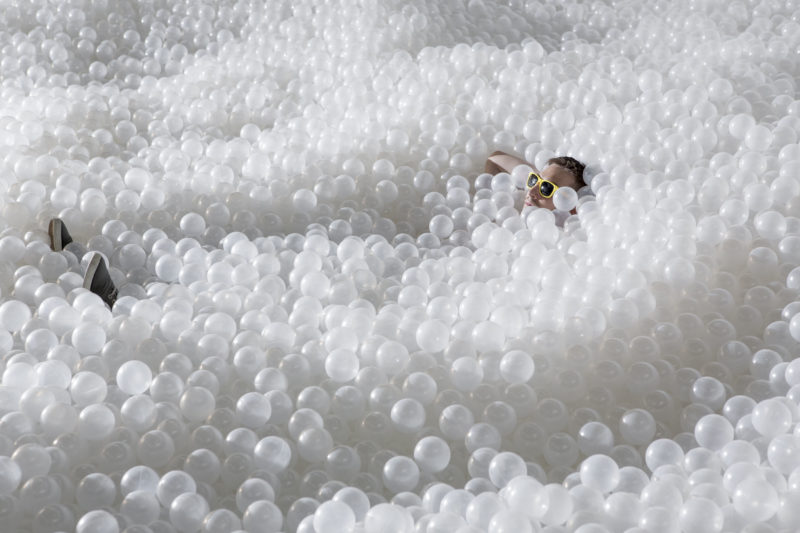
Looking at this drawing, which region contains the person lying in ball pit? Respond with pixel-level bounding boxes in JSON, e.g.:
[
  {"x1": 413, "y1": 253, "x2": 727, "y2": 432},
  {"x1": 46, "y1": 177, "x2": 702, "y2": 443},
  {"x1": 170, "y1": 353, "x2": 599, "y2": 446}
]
[
  {"x1": 485, "y1": 151, "x2": 587, "y2": 212},
  {"x1": 47, "y1": 152, "x2": 587, "y2": 309}
]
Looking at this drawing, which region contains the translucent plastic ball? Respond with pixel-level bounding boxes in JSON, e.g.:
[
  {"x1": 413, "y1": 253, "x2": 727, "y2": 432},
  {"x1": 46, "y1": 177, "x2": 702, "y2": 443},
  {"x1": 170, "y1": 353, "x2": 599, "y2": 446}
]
[
  {"x1": 204, "y1": 312, "x2": 237, "y2": 341},
  {"x1": 720, "y1": 441, "x2": 760, "y2": 468},
  {"x1": 138, "y1": 430, "x2": 176, "y2": 468},
  {"x1": 236, "y1": 478, "x2": 275, "y2": 512},
  {"x1": 777, "y1": 488, "x2": 800, "y2": 527},
  {"x1": 466, "y1": 423, "x2": 503, "y2": 454},
  {"x1": 732, "y1": 476, "x2": 779, "y2": 522},
  {"x1": 120, "y1": 490, "x2": 160, "y2": 525},
  {"x1": 789, "y1": 267, "x2": 800, "y2": 291},
  {"x1": 25, "y1": 329, "x2": 58, "y2": 359},
  {"x1": 754, "y1": 210, "x2": 786, "y2": 240},
  {"x1": 32, "y1": 503, "x2": 75, "y2": 532},
  {"x1": 235, "y1": 392, "x2": 272, "y2": 428},
  {"x1": 691, "y1": 376, "x2": 726, "y2": 410},
  {"x1": 382, "y1": 456, "x2": 420, "y2": 493},
  {"x1": 376, "y1": 340, "x2": 410, "y2": 376},
  {"x1": 300, "y1": 271, "x2": 330, "y2": 298},
  {"x1": 160, "y1": 312, "x2": 193, "y2": 342},
  {"x1": 156, "y1": 471, "x2": 196, "y2": 508},
  {"x1": 76, "y1": 472, "x2": 116, "y2": 510},
  {"x1": 180, "y1": 386, "x2": 216, "y2": 422},
  {"x1": 203, "y1": 509, "x2": 243, "y2": 533},
  {"x1": 39, "y1": 402, "x2": 78, "y2": 437},
  {"x1": 297, "y1": 427, "x2": 334, "y2": 462},
  {"x1": 242, "y1": 500, "x2": 283, "y2": 533},
  {"x1": 576, "y1": 422, "x2": 614, "y2": 457},
  {"x1": 71, "y1": 372, "x2": 108, "y2": 407},
  {"x1": 390, "y1": 398, "x2": 426, "y2": 433},
  {"x1": 439, "y1": 404, "x2": 475, "y2": 440},
  {"x1": 169, "y1": 492, "x2": 209, "y2": 533},
  {"x1": 466, "y1": 491, "x2": 504, "y2": 529},
  {"x1": 12, "y1": 443, "x2": 52, "y2": 482},
  {"x1": 450, "y1": 356, "x2": 484, "y2": 392},
  {"x1": 499, "y1": 350, "x2": 535, "y2": 384},
  {"x1": 430, "y1": 215, "x2": 455, "y2": 239},
  {"x1": 579, "y1": 455, "x2": 620, "y2": 493},
  {"x1": 488, "y1": 452, "x2": 526, "y2": 488},
  {"x1": 364, "y1": 504, "x2": 414, "y2": 533},
  {"x1": 0, "y1": 457, "x2": 22, "y2": 494},
  {"x1": 487, "y1": 509, "x2": 533, "y2": 533},
  {"x1": 413, "y1": 436, "x2": 451, "y2": 474},
  {"x1": 0, "y1": 300, "x2": 31, "y2": 332},
  {"x1": 18, "y1": 474, "x2": 60, "y2": 516},
  {"x1": 253, "y1": 436, "x2": 292, "y2": 473},
  {"x1": 645, "y1": 439, "x2": 685, "y2": 472},
  {"x1": 183, "y1": 448, "x2": 220, "y2": 484},
  {"x1": 121, "y1": 466, "x2": 160, "y2": 495},
  {"x1": 538, "y1": 483, "x2": 573, "y2": 526},
  {"x1": 71, "y1": 323, "x2": 107, "y2": 354},
  {"x1": 332, "y1": 487, "x2": 370, "y2": 522},
  {"x1": 416, "y1": 319, "x2": 449, "y2": 353},
  {"x1": 3, "y1": 362, "x2": 36, "y2": 391},
  {"x1": 75, "y1": 509, "x2": 119, "y2": 533},
  {"x1": 745, "y1": 125, "x2": 773, "y2": 151},
  {"x1": 664, "y1": 257, "x2": 695, "y2": 288},
  {"x1": 116, "y1": 360, "x2": 153, "y2": 395},
  {"x1": 325, "y1": 348, "x2": 359, "y2": 382},
  {"x1": 313, "y1": 500, "x2": 356, "y2": 533},
  {"x1": 180, "y1": 213, "x2": 206, "y2": 237},
  {"x1": 155, "y1": 255, "x2": 182, "y2": 282},
  {"x1": 618, "y1": 409, "x2": 657, "y2": 446},
  {"x1": 751, "y1": 398, "x2": 792, "y2": 437},
  {"x1": 694, "y1": 414, "x2": 734, "y2": 451},
  {"x1": 553, "y1": 187, "x2": 578, "y2": 211}
]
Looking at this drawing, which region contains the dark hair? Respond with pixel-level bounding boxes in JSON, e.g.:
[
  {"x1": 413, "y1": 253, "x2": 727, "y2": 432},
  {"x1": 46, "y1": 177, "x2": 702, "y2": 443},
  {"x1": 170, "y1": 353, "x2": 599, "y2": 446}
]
[{"x1": 548, "y1": 156, "x2": 586, "y2": 188}]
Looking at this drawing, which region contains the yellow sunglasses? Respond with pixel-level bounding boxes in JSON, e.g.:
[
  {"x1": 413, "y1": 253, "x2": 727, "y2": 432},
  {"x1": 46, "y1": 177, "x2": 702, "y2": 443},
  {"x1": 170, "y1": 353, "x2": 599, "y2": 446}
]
[{"x1": 527, "y1": 172, "x2": 559, "y2": 199}]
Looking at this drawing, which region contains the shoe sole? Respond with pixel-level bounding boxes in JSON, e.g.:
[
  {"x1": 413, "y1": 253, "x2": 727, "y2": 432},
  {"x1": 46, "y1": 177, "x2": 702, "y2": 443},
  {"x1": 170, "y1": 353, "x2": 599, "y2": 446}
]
[
  {"x1": 49, "y1": 219, "x2": 62, "y2": 251},
  {"x1": 83, "y1": 253, "x2": 102, "y2": 290}
]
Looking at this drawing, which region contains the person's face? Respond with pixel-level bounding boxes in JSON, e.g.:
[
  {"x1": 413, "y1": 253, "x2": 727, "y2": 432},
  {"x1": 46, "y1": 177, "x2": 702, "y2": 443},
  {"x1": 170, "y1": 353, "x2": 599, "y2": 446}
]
[{"x1": 524, "y1": 164, "x2": 579, "y2": 210}]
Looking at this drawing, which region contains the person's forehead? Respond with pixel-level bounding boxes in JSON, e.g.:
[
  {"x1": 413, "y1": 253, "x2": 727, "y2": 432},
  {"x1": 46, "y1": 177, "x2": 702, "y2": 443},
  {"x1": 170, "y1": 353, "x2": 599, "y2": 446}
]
[{"x1": 541, "y1": 164, "x2": 573, "y2": 184}]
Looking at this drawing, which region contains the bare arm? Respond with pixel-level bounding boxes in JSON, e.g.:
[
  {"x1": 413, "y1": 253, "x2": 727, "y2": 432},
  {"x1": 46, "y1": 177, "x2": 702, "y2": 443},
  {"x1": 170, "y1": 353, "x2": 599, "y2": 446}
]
[{"x1": 484, "y1": 150, "x2": 534, "y2": 174}]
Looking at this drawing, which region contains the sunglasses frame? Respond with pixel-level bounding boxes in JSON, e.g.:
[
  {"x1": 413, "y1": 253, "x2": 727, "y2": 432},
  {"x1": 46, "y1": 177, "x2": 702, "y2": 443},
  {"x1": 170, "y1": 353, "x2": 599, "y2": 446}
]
[{"x1": 527, "y1": 172, "x2": 559, "y2": 199}]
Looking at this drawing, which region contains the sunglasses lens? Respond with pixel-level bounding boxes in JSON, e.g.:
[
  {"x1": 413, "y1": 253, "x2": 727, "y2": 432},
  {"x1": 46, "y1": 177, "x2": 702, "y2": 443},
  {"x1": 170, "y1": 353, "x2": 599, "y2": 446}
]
[
  {"x1": 527, "y1": 173, "x2": 538, "y2": 188},
  {"x1": 540, "y1": 181, "x2": 555, "y2": 197}
]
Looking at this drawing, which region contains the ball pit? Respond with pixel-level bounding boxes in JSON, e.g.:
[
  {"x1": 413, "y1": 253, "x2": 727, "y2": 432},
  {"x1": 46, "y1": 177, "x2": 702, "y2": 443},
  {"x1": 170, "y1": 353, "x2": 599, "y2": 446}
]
[{"x1": 2, "y1": 0, "x2": 800, "y2": 531}]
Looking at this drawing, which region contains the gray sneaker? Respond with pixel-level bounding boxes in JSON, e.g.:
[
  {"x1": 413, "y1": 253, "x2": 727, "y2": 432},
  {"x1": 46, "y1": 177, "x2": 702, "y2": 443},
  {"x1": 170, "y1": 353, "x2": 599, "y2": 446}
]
[
  {"x1": 48, "y1": 218, "x2": 74, "y2": 251},
  {"x1": 84, "y1": 253, "x2": 118, "y2": 308}
]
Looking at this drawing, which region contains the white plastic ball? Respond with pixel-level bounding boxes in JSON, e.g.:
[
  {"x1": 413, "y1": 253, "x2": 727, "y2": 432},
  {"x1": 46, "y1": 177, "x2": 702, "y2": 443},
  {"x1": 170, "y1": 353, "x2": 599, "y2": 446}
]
[
  {"x1": 413, "y1": 436, "x2": 451, "y2": 474},
  {"x1": 487, "y1": 452, "x2": 526, "y2": 488},
  {"x1": 499, "y1": 350, "x2": 534, "y2": 384},
  {"x1": 732, "y1": 476, "x2": 779, "y2": 522},
  {"x1": 116, "y1": 361, "x2": 153, "y2": 395},
  {"x1": 75, "y1": 510, "x2": 119, "y2": 533},
  {"x1": 752, "y1": 398, "x2": 792, "y2": 437},
  {"x1": 313, "y1": 500, "x2": 356, "y2": 533},
  {"x1": 579, "y1": 455, "x2": 620, "y2": 493},
  {"x1": 553, "y1": 187, "x2": 578, "y2": 211},
  {"x1": 416, "y1": 319, "x2": 449, "y2": 353}
]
